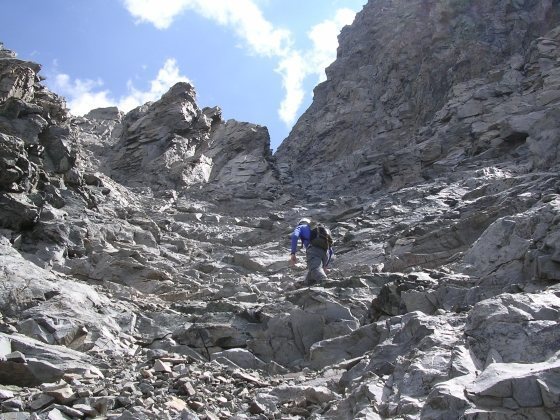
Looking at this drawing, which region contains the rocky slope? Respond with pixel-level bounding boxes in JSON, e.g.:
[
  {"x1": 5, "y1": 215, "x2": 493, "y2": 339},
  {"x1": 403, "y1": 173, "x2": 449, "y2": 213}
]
[{"x1": 0, "y1": 0, "x2": 560, "y2": 418}]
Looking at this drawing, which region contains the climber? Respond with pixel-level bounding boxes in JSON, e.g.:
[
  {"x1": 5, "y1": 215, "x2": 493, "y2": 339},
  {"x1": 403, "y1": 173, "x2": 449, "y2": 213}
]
[{"x1": 289, "y1": 218, "x2": 334, "y2": 285}]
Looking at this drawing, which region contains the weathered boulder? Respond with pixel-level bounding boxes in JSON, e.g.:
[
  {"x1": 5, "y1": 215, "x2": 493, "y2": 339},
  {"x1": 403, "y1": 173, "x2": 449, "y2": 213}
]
[
  {"x1": 243, "y1": 289, "x2": 361, "y2": 368},
  {"x1": 0, "y1": 133, "x2": 39, "y2": 193},
  {"x1": 465, "y1": 292, "x2": 560, "y2": 365},
  {"x1": 0, "y1": 333, "x2": 102, "y2": 387},
  {"x1": 0, "y1": 235, "x2": 139, "y2": 355},
  {"x1": 0, "y1": 193, "x2": 39, "y2": 230},
  {"x1": 465, "y1": 354, "x2": 560, "y2": 416},
  {"x1": 202, "y1": 120, "x2": 280, "y2": 199},
  {"x1": 459, "y1": 196, "x2": 560, "y2": 288},
  {"x1": 40, "y1": 125, "x2": 77, "y2": 174}
]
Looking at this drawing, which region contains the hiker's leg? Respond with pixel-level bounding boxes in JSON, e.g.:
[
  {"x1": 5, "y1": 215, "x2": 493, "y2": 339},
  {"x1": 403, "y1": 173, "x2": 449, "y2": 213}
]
[
  {"x1": 305, "y1": 255, "x2": 320, "y2": 284},
  {"x1": 307, "y1": 266, "x2": 327, "y2": 284},
  {"x1": 306, "y1": 246, "x2": 328, "y2": 285}
]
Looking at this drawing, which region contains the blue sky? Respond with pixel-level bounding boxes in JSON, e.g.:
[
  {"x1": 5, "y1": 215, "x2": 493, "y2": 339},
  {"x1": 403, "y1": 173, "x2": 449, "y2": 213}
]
[{"x1": 1, "y1": 0, "x2": 366, "y2": 151}]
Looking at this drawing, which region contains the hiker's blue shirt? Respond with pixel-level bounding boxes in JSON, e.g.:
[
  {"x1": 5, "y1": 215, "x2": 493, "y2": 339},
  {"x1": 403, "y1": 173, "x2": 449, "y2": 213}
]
[
  {"x1": 290, "y1": 224, "x2": 333, "y2": 266},
  {"x1": 291, "y1": 224, "x2": 312, "y2": 253}
]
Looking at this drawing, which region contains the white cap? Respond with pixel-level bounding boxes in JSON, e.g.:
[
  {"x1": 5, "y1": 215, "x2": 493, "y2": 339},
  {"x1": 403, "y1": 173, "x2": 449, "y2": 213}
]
[{"x1": 298, "y1": 218, "x2": 311, "y2": 225}]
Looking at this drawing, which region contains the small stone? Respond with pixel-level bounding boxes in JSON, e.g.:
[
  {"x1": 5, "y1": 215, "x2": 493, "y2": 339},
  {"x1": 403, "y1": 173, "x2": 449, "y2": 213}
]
[
  {"x1": 220, "y1": 408, "x2": 232, "y2": 417},
  {"x1": 0, "y1": 389, "x2": 15, "y2": 399},
  {"x1": 160, "y1": 357, "x2": 188, "y2": 364},
  {"x1": 165, "y1": 396, "x2": 187, "y2": 411},
  {"x1": 117, "y1": 396, "x2": 133, "y2": 407},
  {"x1": 83, "y1": 396, "x2": 115, "y2": 415},
  {"x1": 139, "y1": 382, "x2": 155, "y2": 395},
  {"x1": 153, "y1": 379, "x2": 167, "y2": 388},
  {"x1": 62, "y1": 373, "x2": 83, "y2": 383},
  {"x1": 121, "y1": 382, "x2": 137, "y2": 393},
  {"x1": 77, "y1": 389, "x2": 93, "y2": 398},
  {"x1": 55, "y1": 404, "x2": 85, "y2": 418},
  {"x1": 2, "y1": 397, "x2": 24, "y2": 411},
  {"x1": 27, "y1": 393, "x2": 55, "y2": 410},
  {"x1": 233, "y1": 371, "x2": 268, "y2": 387},
  {"x1": 204, "y1": 411, "x2": 220, "y2": 420},
  {"x1": 153, "y1": 359, "x2": 172, "y2": 373},
  {"x1": 42, "y1": 383, "x2": 76, "y2": 404},
  {"x1": 188, "y1": 400, "x2": 204, "y2": 411},
  {"x1": 72, "y1": 403, "x2": 98, "y2": 416},
  {"x1": 181, "y1": 381, "x2": 196, "y2": 397},
  {"x1": 6, "y1": 351, "x2": 26, "y2": 363},
  {"x1": 46, "y1": 407, "x2": 69, "y2": 420},
  {"x1": 249, "y1": 400, "x2": 266, "y2": 414},
  {"x1": 236, "y1": 387, "x2": 249, "y2": 397}
]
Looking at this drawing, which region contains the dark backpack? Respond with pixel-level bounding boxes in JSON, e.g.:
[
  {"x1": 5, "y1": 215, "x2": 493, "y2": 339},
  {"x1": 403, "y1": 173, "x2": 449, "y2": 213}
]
[{"x1": 310, "y1": 224, "x2": 333, "y2": 250}]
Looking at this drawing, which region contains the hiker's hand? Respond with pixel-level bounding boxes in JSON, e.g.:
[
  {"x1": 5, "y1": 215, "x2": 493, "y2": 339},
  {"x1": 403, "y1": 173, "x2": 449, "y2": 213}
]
[{"x1": 290, "y1": 254, "x2": 297, "y2": 266}]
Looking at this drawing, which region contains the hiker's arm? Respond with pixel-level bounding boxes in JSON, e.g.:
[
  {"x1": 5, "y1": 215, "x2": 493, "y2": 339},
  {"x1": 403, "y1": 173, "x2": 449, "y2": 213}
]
[
  {"x1": 290, "y1": 227, "x2": 302, "y2": 266},
  {"x1": 290, "y1": 253, "x2": 297, "y2": 265},
  {"x1": 290, "y1": 227, "x2": 302, "y2": 255}
]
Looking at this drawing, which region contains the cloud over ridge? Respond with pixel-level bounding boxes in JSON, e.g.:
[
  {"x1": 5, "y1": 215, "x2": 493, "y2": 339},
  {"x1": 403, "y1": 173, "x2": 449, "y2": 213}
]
[
  {"x1": 55, "y1": 0, "x2": 357, "y2": 128},
  {"x1": 53, "y1": 58, "x2": 190, "y2": 116}
]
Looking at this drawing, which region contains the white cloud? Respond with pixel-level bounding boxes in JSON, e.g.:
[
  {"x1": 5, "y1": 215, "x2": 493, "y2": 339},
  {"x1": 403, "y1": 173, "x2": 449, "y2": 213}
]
[
  {"x1": 306, "y1": 8, "x2": 356, "y2": 84},
  {"x1": 51, "y1": 58, "x2": 191, "y2": 116},
  {"x1": 53, "y1": 74, "x2": 113, "y2": 115},
  {"x1": 117, "y1": 58, "x2": 191, "y2": 111},
  {"x1": 122, "y1": 0, "x2": 357, "y2": 126},
  {"x1": 123, "y1": 0, "x2": 292, "y2": 56},
  {"x1": 275, "y1": 8, "x2": 356, "y2": 124},
  {"x1": 276, "y1": 52, "x2": 306, "y2": 125},
  {"x1": 122, "y1": 0, "x2": 187, "y2": 29}
]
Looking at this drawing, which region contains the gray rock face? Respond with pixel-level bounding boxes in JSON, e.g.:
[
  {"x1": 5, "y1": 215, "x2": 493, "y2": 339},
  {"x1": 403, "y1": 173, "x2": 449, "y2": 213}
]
[
  {"x1": 275, "y1": 0, "x2": 560, "y2": 196},
  {"x1": 0, "y1": 1, "x2": 560, "y2": 417}
]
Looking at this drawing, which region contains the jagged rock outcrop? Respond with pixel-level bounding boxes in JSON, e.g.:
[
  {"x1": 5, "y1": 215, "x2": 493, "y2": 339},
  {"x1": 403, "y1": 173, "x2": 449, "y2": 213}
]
[
  {"x1": 106, "y1": 82, "x2": 280, "y2": 200},
  {"x1": 0, "y1": 1, "x2": 560, "y2": 418}
]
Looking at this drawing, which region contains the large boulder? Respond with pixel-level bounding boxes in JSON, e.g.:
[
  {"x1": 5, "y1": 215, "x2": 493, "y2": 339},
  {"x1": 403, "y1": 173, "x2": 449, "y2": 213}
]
[
  {"x1": 459, "y1": 196, "x2": 560, "y2": 288},
  {"x1": 464, "y1": 292, "x2": 560, "y2": 365},
  {"x1": 0, "y1": 333, "x2": 103, "y2": 387},
  {"x1": 465, "y1": 354, "x2": 560, "y2": 417}
]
